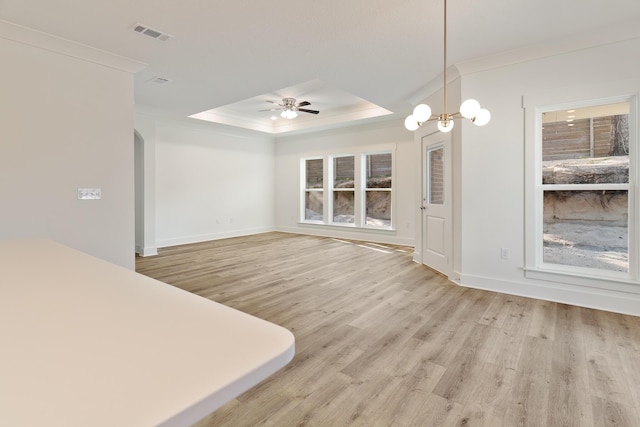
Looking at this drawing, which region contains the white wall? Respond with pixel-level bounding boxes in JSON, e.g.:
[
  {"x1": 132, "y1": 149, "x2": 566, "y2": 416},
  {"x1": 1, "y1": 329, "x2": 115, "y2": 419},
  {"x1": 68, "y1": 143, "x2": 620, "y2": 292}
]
[
  {"x1": 275, "y1": 119, "x2": 417, "y2": 245},
  {"x1": 0, "y1": 33, "x2": 138, "y2": 269},
  {"x1": 456, "y1": 37, "x2": 640, "y2": 315},
  {"x1": 150, "y1": 119, "x2": 276, "y2": 247}
]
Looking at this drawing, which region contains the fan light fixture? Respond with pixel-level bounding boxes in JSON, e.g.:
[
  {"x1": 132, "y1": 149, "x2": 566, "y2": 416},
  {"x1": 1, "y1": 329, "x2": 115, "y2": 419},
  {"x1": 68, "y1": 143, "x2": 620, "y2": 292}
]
[
  {"x1": 260, "y1": 97, "x2": 319, "y2": 119},
  {"x1": 405, "y1": 0, "x2": 490, "y2": 132},
  {"x1": 281, "y1": 109, "x2": 298, "y2": 119}
]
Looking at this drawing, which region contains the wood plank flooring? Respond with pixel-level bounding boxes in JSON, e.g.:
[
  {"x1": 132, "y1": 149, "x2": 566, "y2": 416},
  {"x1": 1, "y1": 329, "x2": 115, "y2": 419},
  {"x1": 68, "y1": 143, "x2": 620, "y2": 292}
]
[{"x1": 135, "y1": 232, "x2": 640, "y2": 427}]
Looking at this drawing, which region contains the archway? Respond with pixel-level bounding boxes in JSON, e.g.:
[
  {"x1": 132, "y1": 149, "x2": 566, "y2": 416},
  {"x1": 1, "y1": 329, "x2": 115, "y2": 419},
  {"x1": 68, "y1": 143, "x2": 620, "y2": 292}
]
[{"x1": 134, "y1": 130, "x2": 144, "y2": 255}]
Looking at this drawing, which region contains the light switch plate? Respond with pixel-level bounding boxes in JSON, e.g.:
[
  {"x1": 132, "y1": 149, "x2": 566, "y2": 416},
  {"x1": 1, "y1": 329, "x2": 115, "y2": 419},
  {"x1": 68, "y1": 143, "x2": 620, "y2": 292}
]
[{"x1": 78, "y1": 188, "x2": 101, "y2": 200}]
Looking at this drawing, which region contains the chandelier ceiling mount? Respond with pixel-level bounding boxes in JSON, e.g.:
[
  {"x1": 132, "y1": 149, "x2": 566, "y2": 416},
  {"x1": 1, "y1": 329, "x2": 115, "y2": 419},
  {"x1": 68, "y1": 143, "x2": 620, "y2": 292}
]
[{"x1": 405, "y1": 0, "x2": 490, "y2": 132}]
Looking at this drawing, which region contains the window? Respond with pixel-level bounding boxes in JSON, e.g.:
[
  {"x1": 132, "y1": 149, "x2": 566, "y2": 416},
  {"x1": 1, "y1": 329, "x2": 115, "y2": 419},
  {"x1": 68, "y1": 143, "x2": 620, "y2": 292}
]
[
  {"x1": 301, "y1": 150, "x2": 394, "y2": 230},
  {"x1": 525, "y1": 94, "x2": 638, "y2": 284},
  {"x1": 304, "y1": 158, "x2": 323, "y2": 222},
  {"x1": 332, "y1": 156, "x2": 355, "y2": 224},
  {"x1": 365, "y1": 153, "x2": 392, "y2": 227},
  {"x1": 541, "y1": 102, "x2": 630, "y2": 273}
]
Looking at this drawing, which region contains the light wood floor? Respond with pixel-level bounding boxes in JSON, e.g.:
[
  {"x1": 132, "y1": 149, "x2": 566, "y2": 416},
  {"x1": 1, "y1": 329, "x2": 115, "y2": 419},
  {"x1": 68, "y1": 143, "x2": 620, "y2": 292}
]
[{"x1": 135, "y1": 232, "x2": 640, "y2": 427}]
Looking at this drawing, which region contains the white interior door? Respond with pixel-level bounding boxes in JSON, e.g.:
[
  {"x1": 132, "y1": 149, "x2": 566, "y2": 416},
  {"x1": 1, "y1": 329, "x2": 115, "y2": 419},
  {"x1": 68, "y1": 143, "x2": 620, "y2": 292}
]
[{"x1": 421, "y1": 132, "x2": 452, "y2": 276}]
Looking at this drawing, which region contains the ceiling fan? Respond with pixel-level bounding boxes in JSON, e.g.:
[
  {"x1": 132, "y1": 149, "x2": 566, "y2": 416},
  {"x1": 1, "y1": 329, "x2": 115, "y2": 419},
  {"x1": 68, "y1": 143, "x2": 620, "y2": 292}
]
[{"x1": 260, "y1": 97, "x2": 320, "y2": 119}]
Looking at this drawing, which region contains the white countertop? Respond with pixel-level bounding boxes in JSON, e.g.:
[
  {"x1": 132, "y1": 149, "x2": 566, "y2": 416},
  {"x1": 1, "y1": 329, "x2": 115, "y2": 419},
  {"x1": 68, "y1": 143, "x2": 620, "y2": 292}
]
[{"x1": 0, "y1": 239, "x2": 295, "y2": 427}]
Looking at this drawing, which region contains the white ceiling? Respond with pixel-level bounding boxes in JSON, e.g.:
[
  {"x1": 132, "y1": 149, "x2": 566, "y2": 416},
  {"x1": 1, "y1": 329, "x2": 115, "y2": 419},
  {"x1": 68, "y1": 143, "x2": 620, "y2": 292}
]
[
  {"x1": 1, "y1": 0, "x2": 640, "y2": 134},
  {"x1": 189, "y1": 79, "x2": 393, "y2": 134}
]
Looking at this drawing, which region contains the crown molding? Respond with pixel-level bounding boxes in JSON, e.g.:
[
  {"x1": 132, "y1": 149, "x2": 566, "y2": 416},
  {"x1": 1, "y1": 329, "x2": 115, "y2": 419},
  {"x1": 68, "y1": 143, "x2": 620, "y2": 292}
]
[
  {"x1": 456, "y1": 19, "x2": 640, "y2": 77},
  {"x1": 0, "y1": 19, "x2": 146, "y2": 74},
  {"x1": 407, "y1": 19, "x2": 640, "y2": 106}
]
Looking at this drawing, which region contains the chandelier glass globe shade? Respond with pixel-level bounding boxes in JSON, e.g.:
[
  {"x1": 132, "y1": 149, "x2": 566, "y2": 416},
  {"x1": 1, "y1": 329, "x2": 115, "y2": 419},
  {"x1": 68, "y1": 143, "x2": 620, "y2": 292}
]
[
  {"x1": 404, "y1": 115, "x2": 420, "y2": 131},
  {"x1": 459, "y1": 99, "x2": 481, "y2": 119},
  {"x1": 413, "y1": 104, "x2": 432, "y2": 122},
  {"x1": 437, "y1": 119, "x2": 454, "y2": 133},
  {"x1": 473, "y1": 108, "x2": 491, "y2": 126}
]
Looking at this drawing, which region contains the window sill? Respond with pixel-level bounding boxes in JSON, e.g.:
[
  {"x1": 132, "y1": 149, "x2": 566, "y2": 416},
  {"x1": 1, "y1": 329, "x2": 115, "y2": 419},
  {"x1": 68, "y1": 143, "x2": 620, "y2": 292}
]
[
  {"x1": 297, "y1": 221, "x2": 396, "y2": 234},
  {"x1": 525, "y1": 265, "x2": 640, "y2": 295}
]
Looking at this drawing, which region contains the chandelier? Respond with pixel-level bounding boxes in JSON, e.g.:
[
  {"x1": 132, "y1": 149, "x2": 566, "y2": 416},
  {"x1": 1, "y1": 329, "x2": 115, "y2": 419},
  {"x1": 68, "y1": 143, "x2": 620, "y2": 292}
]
[{"x1": 405, "y1": 0, "x2": 490, "y2": 132}]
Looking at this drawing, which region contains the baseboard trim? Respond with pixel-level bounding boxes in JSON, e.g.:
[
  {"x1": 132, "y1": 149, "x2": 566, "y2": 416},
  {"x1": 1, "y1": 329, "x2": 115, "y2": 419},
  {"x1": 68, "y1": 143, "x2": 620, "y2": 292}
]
[
  {"x1": 456, "y1": 273, "x2": 640, "y2": 317},
  {"x1": 276, "y1": 226, "x2": 414, "y2": 246},
  {"x1": 135, "y1": 246, "x2": 158, "y2": 257},
  {"x1": 156, "y1": 227, "x2": 277, "y2": 248}
]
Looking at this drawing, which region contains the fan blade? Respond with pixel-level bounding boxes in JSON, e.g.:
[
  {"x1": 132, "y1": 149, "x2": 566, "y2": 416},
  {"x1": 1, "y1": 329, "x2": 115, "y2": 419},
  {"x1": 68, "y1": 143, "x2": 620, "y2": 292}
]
[
  {"x1": 259, "y1": 108, "x2": 281, "y2": 112},
  {"x1": 297, "y1": 101, "x2": 311, "y2": 107},
  {"x1": 266, "y1": 100, "x2": 283, "y2": 106},
  {"x1": 298, "y1": 108, "x2": 320, "y2": 115}
]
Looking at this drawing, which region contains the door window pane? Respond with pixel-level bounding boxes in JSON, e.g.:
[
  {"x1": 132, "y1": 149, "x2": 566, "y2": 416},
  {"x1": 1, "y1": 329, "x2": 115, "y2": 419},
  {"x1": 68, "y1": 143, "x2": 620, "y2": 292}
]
[{"x1": 428, "y1": 147, "x2": 444, "y2": 205}]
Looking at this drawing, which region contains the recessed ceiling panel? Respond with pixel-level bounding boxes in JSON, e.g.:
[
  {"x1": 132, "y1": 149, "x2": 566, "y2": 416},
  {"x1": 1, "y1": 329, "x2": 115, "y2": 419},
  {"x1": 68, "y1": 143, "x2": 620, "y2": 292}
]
[{"x1": 189, "y1": 79, "x2": 393, "y2": 134}]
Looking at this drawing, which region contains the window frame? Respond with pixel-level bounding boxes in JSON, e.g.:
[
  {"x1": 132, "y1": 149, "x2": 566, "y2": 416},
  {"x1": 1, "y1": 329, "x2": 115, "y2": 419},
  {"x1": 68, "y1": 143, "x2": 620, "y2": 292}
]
[
  {"x1": 524, "y1": 92, "x2": 639, "y2": 288},
  {"x1": 301, "y1": 157, "x2": 324, "y2": 224},
  {"x1": 300, "y1": 147, "x2": 396, "y2": 231},
  {"x1": 329, "y1": 154, "x2": 357, "y2": 226},
  {"x1": 362, "y1": 151, "x2": 394, "y2": 229}
]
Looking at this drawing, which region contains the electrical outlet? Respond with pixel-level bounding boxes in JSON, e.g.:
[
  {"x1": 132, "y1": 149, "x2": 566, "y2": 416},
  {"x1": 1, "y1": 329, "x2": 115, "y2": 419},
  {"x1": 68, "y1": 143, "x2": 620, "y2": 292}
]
[
  {"x1": 500, "y1": 248, "x2": 510, "y2": 260},
  {"x1": 78, "y1": 188, "x2": 101, "y2": 200}
]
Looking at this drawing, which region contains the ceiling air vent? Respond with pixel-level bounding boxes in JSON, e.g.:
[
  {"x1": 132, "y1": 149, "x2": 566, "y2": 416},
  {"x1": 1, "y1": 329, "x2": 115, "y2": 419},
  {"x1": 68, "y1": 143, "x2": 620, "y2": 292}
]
[
  {"x1": 131, "y1": 23, "x2": 173, "y2": 41},
  {"x1": 148, "y1": 76, "x2": 171, "y2": 85}
]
